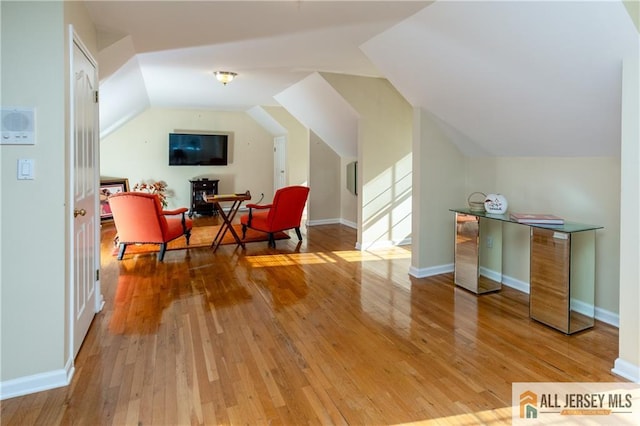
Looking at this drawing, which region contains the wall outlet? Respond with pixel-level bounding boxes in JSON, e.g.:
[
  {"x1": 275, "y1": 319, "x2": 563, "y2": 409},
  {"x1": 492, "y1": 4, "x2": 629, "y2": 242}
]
[{"x1": 486, "y1": 236, "x2": 493, "y2": 248}]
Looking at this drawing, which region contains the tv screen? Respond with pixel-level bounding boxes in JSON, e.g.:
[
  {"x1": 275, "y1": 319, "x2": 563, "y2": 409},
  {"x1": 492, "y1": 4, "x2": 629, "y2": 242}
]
[{"x1": 169, "y1": 133, "x2": 229, "y2": 166}]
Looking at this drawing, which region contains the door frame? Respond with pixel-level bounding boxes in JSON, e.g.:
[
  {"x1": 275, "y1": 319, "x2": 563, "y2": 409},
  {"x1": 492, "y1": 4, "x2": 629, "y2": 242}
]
[{"x1": 67, "y1": 25, "x2": 103, "y2": 368}]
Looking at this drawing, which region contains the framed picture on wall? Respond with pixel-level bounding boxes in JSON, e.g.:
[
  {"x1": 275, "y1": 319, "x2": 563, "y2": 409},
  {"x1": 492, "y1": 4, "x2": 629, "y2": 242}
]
[{"x1": 100, "y1": 178, "x2": 129, "y2": 220}]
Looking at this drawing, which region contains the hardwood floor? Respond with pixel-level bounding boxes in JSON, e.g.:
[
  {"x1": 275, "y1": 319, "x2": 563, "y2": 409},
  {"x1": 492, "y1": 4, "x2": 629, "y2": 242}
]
[{"x1": 1, "y1": 218, "x2": 622, "y2": 425}]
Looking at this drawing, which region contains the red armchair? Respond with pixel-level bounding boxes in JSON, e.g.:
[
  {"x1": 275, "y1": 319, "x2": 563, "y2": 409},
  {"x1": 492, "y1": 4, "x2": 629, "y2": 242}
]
[
  {"x1": 108, "y1": 192, "x2": 193, "y2": 261},
  {"x1": 240, "y1": 186, "x2": 310, "y2": 248}
]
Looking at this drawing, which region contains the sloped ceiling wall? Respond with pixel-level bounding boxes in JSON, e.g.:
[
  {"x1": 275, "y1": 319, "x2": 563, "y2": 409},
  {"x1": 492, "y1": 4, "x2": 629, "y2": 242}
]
[
  {"x1": 274, "y1": 73, "x2": 359, "y2": 158},
  {"x1": 362, "y1": 1, "x2": 639, "y2": 157},
  {"x1": 93, "y1": 1, "x2": 639, "y2": 158},
  {"x1": 246, "y1": 106, "x2": 287, "y2": 136},
  {"x1": 98, "y1": 35, "x2": 149, "y2": 138},
  {"x1": 99, "y1": 56, "x2": 149, "y2": 138}
]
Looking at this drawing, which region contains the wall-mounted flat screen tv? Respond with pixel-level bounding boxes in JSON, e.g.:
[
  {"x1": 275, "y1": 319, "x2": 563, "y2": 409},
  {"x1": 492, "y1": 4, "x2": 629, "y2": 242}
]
[{"x1": 169, "y1": 133, "x2": 229, "y2": 166}]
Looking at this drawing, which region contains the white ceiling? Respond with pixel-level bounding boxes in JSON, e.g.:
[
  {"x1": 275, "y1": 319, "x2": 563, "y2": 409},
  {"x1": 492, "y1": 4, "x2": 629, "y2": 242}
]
[
  {"x1": 363, "y1": 0, "x2": 639, "y2": 157},
  {"x1": 87, "y1": 0, "x2": 639, "y2": 157},
  {"x1": 88, "y1": 1, "x2": 429, "y2": 136}
]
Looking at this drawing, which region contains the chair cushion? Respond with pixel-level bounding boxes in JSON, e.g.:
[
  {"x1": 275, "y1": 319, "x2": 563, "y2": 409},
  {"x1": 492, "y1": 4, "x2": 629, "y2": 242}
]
[
  {"x1": 164, "y1": 216, "x2": 193, "y2": 242},
  {"x1": 241, "y1": 210, "x2": 270, "y2": 232}
]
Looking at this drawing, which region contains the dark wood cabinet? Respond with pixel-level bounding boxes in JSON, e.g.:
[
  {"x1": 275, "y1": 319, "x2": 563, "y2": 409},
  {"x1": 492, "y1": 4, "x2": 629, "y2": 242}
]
[{"x1": 189, "y1": 179, "x2": 219, "y2": 217}]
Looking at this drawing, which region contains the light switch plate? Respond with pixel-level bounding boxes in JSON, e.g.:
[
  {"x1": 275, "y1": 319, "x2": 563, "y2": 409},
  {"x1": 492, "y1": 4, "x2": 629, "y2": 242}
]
[{"x1": 17, "y1": 158, "x2": 34, "y2": 180}]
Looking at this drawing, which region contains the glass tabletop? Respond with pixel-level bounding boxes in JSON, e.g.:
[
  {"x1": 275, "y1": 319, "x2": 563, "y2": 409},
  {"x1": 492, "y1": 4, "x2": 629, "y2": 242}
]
[{"x1": 449, "y1": 208, "x2": 603, "y2": 233}]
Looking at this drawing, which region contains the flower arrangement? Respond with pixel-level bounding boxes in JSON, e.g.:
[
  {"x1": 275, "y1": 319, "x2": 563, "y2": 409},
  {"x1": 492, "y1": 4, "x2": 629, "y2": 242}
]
[{"x1": 133, "y1": 180, "x2": 170, "y2": 209}]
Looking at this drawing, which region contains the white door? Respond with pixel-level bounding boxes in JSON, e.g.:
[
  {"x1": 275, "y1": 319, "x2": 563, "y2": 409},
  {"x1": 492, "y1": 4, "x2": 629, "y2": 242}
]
[
  {"x1": 70, "y1": 30, "x2": 102, "y2": 358},
  {"x1": 274, "y1": 136, "x2": 287, "y2": 190}
]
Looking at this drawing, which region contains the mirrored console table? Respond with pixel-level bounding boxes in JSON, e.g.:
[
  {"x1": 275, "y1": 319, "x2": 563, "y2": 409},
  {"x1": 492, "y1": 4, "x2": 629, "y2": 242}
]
[{"x1": 450, "y1": 208, "x2": 603, "y2": 334}]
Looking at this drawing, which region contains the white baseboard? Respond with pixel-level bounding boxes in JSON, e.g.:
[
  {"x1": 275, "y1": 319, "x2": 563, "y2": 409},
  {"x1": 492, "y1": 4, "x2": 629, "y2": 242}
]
[
  {"x1": 340, "y1": 218, "x2": 357, "y2": 229},
  {"x1": 357, "y1": 238, "x2": 411, "y2": 251},
  {"x1": 612, "y1": 358, "x2": 640, "y2": 383},
  {"x1": 306, "y1": 218, "x2": 356, "y2": 229},
  {"x1": 501, "y1": 274, "x2": 530, "y2": 294},
  {"x1": 409, "y1": 265, "x2": 620, "y2": 328},
  {"x1": 594, "y1": 307, "x2": 620, "y2": 327},
  {"x1": 479, "y1": 266, "x2": 503, "y2": 284},
  {"x1": 409, "y1": 263, "x2": 454, "y2": 278},
  {"x1": 500, "y1": 274, "x2": 620, "y2": 327},
  {"x1": 0, "y1": 357, "x2": 74, "y2": 400},
  {"x1": 397, "y1": 237, "x2": 412, "y2": 246},
  {"x1": 306, "y1": 218, "x2": 342, "y2": 227},
  {"x1": 570, "y1": 298, "x2": 594, "y2": 318}
]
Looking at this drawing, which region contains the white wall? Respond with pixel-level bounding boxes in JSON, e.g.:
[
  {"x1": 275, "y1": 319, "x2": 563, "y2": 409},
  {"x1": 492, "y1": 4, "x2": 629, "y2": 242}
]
[
  {"x1": 410, "y1": 108, "x2": 466, "y2": 276},
  {"x1": 466, "y1": 157, "x2": 621, "y2": 317},
  {"x1": 308, "y1": 132, "x2": 341, "y2": 224},
  {"x1": 615, "y1": 57, "x2": 640, "y2": 382},
  {"x1": 262, "y1": 106, "x2": 309, "y2": 188},
  {"x1": 409, "y1": 110, "x2": 622, "y2": 321},
  {"x1": 1, "y1": 0, "x2": 66, "y2": 385},
  {"x1": 321, "y1": 74, "x2": 413, "y2": 249},
  {"x1": 1, "y1": 0, "x2": 97, "y2": 396},
  {"x1": 100, "y1": 108, "x2": 274, "y2": 208}
]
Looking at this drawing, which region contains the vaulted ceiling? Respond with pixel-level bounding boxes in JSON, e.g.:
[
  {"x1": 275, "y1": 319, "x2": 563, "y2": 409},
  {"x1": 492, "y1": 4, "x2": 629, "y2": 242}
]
[{"x1": 87, "y1": 1, "x2": 639, "y2": 158}]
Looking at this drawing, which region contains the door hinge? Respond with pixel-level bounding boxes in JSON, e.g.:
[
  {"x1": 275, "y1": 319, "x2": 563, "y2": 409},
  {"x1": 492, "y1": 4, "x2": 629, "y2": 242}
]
[
  {"x1": 96, "y1": 269, "x2": 100, "y2": 281},
  {"x1": 94, "y1": 90, "x2": 99, "y2": 103}
]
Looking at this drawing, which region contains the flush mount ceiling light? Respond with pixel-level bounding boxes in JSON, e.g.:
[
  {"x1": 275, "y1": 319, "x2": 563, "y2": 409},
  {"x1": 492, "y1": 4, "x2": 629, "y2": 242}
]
[{"x1": 214, "y1": 71, "x2": 237, "y2": 86}]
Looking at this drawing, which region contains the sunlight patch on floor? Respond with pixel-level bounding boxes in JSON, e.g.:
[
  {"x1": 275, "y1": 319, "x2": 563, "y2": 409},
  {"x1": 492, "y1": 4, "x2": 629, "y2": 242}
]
[
  {"x1": 245, "y1": 247, "x2": 411, "y2": 268},
  {"x1": 393, "y1": 406, "x2": 512, "y2": 425},
  {"x1": 245, "y1": 252, "x2": 333, "y2": 267},
  {"x1": 333, "y1": 247, "x2": 411, "y2": 262}
]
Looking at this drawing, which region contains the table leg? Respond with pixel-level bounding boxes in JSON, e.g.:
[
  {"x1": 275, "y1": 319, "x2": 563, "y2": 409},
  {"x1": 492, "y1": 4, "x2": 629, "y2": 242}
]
[
  {"x1": 211, "y1": 200, "x2": 246, "y2": 252},
  {"x1": 210, "y1": 203, "x2": 226, "y2": 248},
  {"x1": 225, "y1": 201, "x2": 245, "y2": 244}
]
